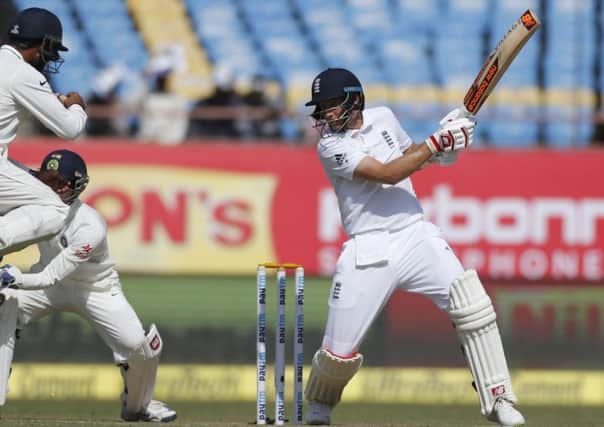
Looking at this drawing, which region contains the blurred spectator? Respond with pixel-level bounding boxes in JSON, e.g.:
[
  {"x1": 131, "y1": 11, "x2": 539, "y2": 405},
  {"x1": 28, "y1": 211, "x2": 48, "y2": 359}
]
[
  {"x1": 188, "y1": 64, "x2": 242, "y2": 138},
  {"x1": 592, "y1": 109, "x2": 604, "y2": 145},
  {"x1": 137, "y1": 45, "x2": 190, "y2": 145},
  {"x1": 238, "y1": 74, "x2": 283, "y2": 139},
  {"x1": 86, "y1": 64, "x2": 126, "y2": 137}
]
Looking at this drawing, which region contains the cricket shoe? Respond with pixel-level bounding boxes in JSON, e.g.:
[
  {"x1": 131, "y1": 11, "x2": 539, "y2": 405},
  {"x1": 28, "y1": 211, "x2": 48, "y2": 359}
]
[
  {"x1": 121, "y1": 399, "x2": 177, "y2": 423},
  {"x1": 487, "y1": 398, "x2": 525, "y2": 427},
  {"x1": 306, "y1": 401, "x2": 331, "y2": 425}
]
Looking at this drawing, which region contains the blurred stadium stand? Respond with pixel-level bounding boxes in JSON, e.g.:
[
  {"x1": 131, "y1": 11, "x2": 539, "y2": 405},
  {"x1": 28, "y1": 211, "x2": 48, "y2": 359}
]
[
  {"x1": 544, "y1": 0, "x2": 596, "y2": 147},
  {"x1": 73, "y1": 0, "x2": 148, "y2": 72},
  {"x1": 487, "y1": 0, "x2": 541, "y2": 146},
  {"x1": 4, "y1": 0, "x2": 604, "y2": 146}
]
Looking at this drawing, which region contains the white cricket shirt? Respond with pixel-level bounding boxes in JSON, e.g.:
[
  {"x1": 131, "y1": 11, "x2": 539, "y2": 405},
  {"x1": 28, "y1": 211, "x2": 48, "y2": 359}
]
[
  {"x1": 318, "y1": 106, "x2": 423, "y2": 237},
  {"x1": 0, "y1": 45, "x2": 87, "y2": 146},
  {"x1": 23, "y1": 199, "x2": 119, "y2": 291}
]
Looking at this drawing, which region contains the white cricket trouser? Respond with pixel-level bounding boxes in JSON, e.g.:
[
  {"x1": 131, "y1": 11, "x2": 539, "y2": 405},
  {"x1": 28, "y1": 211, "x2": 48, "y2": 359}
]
[
  {"x1": 0, "y1": 155, "x2": 69, "y2": 253},
  {"x1": 322, "y1": 220, "x2": 464, "y2": 356},
  {"x1": 15, "y1": 283, "x2": 146, "y2": 360}
]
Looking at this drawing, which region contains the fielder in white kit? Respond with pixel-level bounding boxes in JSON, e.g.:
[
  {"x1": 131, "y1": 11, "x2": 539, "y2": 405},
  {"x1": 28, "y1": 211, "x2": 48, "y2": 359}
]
[
  {"x1": 0, "y1": 150, "x2": 176, "y2": 422},
  {"x1": 303, "y1": 68, "x2": 525, "y2": 427},
  {"x1": 0, "y1": 7, "x2": 87, "y2": 257}
]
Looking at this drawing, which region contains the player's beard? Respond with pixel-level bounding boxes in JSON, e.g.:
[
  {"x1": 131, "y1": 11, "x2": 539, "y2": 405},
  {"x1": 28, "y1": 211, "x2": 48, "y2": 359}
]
[
  {"x1": 327, "y1": 117, "x2": 349, "y2": 133},
  {"x1": 315, "y1": 108, "x2": 353, "y2": 136},
  {"x1": 32, "y1": 55, "x2": 47, "y2": 72}
]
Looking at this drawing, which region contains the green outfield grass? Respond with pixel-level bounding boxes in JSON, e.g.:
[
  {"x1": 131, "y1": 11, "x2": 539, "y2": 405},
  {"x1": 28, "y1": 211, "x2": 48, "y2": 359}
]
[
  {"x1": 14, "y1": 275, "x2": 333, "y2": 363},
  {"x1": 30, "y1": 275, "x2": 332, "y2": 332},
  {"x1": 119, "y1": 275, "x2": 332, "y2": 330},
  {"x1": 1, "y1": 400, "x2": 602, "y2": 426}
]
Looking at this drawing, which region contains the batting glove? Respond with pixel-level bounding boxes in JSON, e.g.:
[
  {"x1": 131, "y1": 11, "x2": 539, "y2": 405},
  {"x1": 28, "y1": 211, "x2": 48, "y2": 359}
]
[
  {"x1": 438, "y1": 107, "x2": 475, "y2": 125},
  {"x1": 425, "y1": 117, "x2": 476, "y2": 154},
  {"x1": 0, "y1": 265, "x2": 22, "y2": 288},
  {"x1": 431, "y1": 151, "x2": 459, "y2": 166}
]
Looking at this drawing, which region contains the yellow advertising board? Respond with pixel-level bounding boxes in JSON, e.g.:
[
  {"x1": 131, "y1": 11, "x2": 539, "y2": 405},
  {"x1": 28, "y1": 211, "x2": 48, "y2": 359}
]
[
  {"x1": 7, "y1": 166, "x2": 278, "y2": 274},
  {"x1": 9, "y1": 364, "x2": 604, "y2": 405}
]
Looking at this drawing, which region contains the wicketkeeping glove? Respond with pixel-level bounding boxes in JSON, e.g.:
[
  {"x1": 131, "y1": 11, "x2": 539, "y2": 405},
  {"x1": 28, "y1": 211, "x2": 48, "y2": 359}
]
[{"x1": 0, "y1": 265, "x2": 22, "y2": 288}]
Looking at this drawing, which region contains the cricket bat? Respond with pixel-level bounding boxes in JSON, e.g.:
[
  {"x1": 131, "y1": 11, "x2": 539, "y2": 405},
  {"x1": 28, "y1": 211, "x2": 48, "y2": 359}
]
[{"x1": 463, "y1": 9, "x2": 541, "y2": 115}]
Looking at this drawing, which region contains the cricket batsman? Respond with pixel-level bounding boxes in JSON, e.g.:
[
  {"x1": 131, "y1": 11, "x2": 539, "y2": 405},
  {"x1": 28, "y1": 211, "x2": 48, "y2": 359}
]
[
  {"x1": 0, "y1": 150, "x2": 176, "y2": 422},
  {"x1": 0, "y1": 7, "x2": 87, "y2": 257},
  {"x1": 302, "y1": 68, "x2": 525, "y2": 427}
]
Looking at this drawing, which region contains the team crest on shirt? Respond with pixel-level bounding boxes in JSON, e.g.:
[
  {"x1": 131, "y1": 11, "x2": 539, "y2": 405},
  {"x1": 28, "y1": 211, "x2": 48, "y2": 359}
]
[
  {"x1": 332, "y1": 282, "x2": 342, "y2": 300},
  {"x1": 381, "y1": 130, "x2": 395, "y2": 148},
  {"x1": 74, "y1": 244, "x2": 92, "y2": 259},
  {"x1": 334, "y1": 153, "x2": 348, "y2": 166},
  {"x1": 9, "y1": 25, "x2": 19, "y2": 35}
]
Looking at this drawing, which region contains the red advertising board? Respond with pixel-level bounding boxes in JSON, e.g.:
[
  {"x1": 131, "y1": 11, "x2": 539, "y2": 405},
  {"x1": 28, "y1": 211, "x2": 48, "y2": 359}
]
[
  {"x1": 414, "y1": 150, "x2": 604, "y2": 282},
  {"x1": 8, "y1": 139, "x2": 604, "y2": 281},
  {"x1": 385, "y1": 282, "x2": 604, "y2": 367}
]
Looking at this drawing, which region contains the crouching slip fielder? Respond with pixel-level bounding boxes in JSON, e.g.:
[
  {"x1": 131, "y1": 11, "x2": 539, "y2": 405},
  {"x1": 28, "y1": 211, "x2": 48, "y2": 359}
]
[
  {"x1": 0, "y1": 150, "x2": 176, "y2": 422},
  {"x1": 0, "y1": 8, "x2": 88, "y2": 257},
  {"x1": 303, "y1": 68, "x2": 524, "y2": 427}
]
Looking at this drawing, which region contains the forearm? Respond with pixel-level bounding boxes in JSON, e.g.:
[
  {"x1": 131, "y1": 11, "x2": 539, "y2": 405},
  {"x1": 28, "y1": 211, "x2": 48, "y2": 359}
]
[
  {"x1": 1, "y1": 251, "x2": 82, "y2": 290},
  {"x1": 353, "y1": 142, "x2": 433, "y2": 184},
  {"x1": 353, "y1": 112, "x2": 475, "y2": 185},
  {"x1": 381, "y1": 143, "x2": 433, "y2": 183},
  {"x1": 20, "y1": 270, "x2": 58, "y2": 290},
  {"x1": 38, "y1": 104, "x2": 87, "y2": 139},
  {"x1": 12, "y1": 85, "x2": 87, "y2": 139},
  {"x1": 405, "y1": 142, "x2": 435, "y2": 169},
  {"x1": 20, "y1": 253, "x2": 80, "y2": 290}
]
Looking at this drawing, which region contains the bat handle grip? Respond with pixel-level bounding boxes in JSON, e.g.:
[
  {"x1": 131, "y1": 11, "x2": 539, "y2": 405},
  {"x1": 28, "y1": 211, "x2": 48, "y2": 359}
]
[{"x1": 460, "y1": 106, "x2": 472, "y2": 118}]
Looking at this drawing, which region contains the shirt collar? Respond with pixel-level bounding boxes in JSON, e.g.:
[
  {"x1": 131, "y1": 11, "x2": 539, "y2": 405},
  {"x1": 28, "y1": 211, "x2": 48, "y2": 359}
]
[
  {"x1": 65, "y1": 199, "x2": 82, "y2": 225},
  {"x1": 349, "y1": 121, "x2": 372, "y2": 138},
  {"x1": 1, "y1": 45, "x2": 24, "y2": 60}
]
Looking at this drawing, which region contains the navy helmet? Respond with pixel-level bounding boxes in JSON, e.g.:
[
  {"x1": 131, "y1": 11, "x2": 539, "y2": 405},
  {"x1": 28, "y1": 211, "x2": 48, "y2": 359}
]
[
  {"x1": 40, "y1": 150, "x2": 89, "y2": 203},
  {"x1": 7, "y1": 8, "x2": 68, "y2": 72},
  {"x1": 305, "y1": 68, "x2": 365, "y2": 110},
  {"x1": 305, "y1": 68, "x2": 365, "y2": 134}
]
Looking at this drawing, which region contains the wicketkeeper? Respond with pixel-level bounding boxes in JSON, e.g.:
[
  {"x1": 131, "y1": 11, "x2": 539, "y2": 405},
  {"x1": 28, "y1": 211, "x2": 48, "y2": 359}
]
[
  {"x1": 303, "y1": 68, "x2": 524, "y2": 427},
  {"x1": 0, "y1": 150, "x2": 176, "y2": 422}
]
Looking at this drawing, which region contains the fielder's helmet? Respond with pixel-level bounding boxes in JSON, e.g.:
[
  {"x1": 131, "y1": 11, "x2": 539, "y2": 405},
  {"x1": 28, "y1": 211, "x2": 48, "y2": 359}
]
[
  {"x1": 7, "y1": 8, "x2": 68, "y2": 71},
  {"x1": 40, "y1": 150, "x2": 89, "y2": 204},
  {"x1": 305, "y1": 68, "x2": 365, "y2": 110}
]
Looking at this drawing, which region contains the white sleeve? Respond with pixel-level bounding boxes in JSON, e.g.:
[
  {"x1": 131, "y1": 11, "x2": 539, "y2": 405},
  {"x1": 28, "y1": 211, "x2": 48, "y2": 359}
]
[
  {"x1": 318, "y1": 137, "x2": 366, "y2": 180},
  {"x1": 20, "y1": 226, "x2": 103, "y2": 290},
  {"x1": 385, "y1": 107, "x2": 413, "y2": 152},
  {"x1": 10, "y1": 65, "x2": 87, "y2": 139}
]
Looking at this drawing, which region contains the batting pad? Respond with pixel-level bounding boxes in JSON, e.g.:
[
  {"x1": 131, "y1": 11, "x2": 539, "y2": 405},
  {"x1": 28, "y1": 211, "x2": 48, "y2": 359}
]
[
  {"x1": 0, "y1": 294, "x2": 17, "y2": 405},
  {"x1": 448, "y1": 270, "x2": 517, "y2": 415},
  {"x1": 305, "y1": 349, "x2": 363, "y2": 406},
  {"x1": 120, "y1": 324, "x2": 163, "y2": 414}
]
